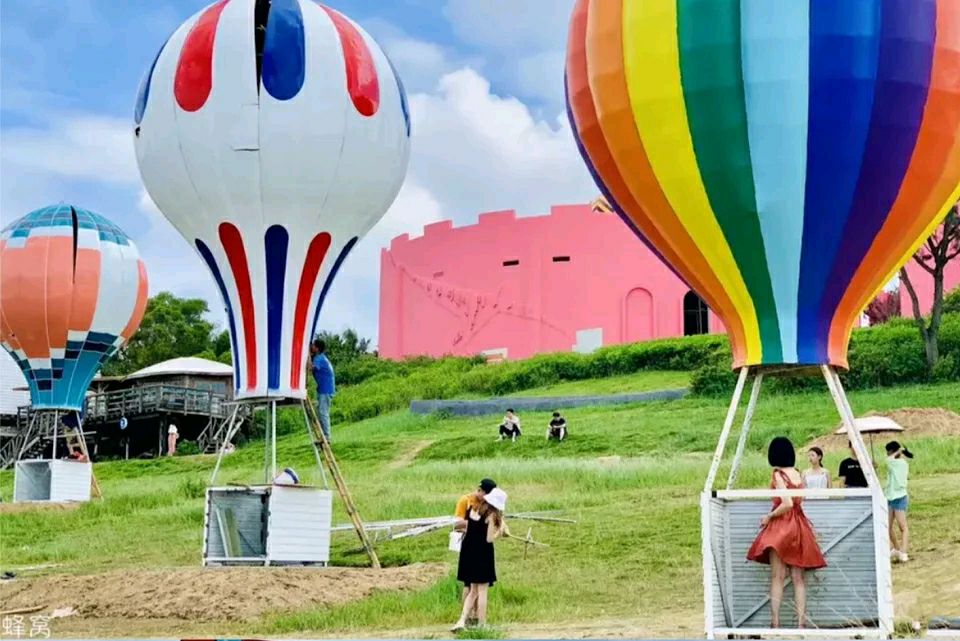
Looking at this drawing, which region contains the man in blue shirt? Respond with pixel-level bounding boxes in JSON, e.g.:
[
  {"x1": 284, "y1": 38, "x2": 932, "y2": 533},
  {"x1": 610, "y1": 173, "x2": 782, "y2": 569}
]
[{"x1": 310, "y1": 339, "x2": 335, "y2": 443}]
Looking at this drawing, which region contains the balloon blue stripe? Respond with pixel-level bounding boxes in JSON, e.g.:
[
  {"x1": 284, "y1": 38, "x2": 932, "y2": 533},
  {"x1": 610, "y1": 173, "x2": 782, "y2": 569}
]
[
  {"x1": 265, "y1": 225, "x2": 289, "y2": 390},
  {"x1": 741, "y1": 0, "x2": 809, "y2": 364},
  {"x1": 385, "y1": 53, "x2": 411, "y2": 136},
  {"x1": 135, "y1": 35, "x2": 171, "y2": 125},
  {"x1": 196, "y1": 239, "x2": 241, "y2": 389},
  {"x1": 310, "y1": 237, "x2": 358, "y2": 340},
  {"x1": 797, "y1": 0, "x2": 882, "y2": 364},
  {"x1": 816, "y1": 0, "x2": 936, "y2": 344},
  {"x1": 262, "y1": 0, "x2": 306, "y2": 101}
]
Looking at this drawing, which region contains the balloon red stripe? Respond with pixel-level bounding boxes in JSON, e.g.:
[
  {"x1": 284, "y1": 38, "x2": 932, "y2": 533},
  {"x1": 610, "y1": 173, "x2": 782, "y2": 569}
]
[
  {"x1": 290, "y1": 233, "x2": 332, "y2": 390},
  {"x1": 174, "y1": 0, "x2": 230, "y2": 112},
  {"x1": 219, "y1": 223, "x2": 258, "y2": 389},
  {"x1": 320, "y1": 5, "x2": 380, "y2": 116}
]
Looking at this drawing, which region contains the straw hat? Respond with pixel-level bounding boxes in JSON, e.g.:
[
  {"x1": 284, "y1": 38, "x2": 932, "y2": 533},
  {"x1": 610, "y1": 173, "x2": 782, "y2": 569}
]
[{"x1": 484, "y1": 487, "x2": 507, "y2": 512}]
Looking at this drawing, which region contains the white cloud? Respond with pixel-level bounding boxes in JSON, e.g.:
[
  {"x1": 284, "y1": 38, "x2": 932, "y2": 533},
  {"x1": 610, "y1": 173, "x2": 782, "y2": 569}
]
[
  {"x1": 360, "y1": 18, "x2": 482, "y2": 94},
  {"x1": 1, "y1": 115, "x2": 136, "y2": 184},
  {"x1": 406, "y1": 68, "x2": 593, "y2": 220},
  {"x1": 442, "y1": 0, "x2": 573, "y2": 113},
  {"x1": 514, "y1": 49, "x2": 567, "y2": 107}
]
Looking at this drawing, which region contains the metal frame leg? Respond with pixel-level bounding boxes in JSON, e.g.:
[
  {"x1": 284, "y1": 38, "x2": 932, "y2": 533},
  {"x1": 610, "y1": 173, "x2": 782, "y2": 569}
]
[
  {"x1": 703, "y1": 366, "x2": 749, "y2": 639},
  {"x1": 726, "y1": 373, "x2": 764, "y2": 490},
  {"x1": 821, "y1": 365, "x2": 893, "y2": 638},
  {"x1": 209, "y1": 408, "x2": 243, "y2": 485},
  {"x1": 704, "y1": 367, "x2": 750, "y2": 492},
  {"x1": 270, "y1": 401, "x2": 277, "y2": 480}
]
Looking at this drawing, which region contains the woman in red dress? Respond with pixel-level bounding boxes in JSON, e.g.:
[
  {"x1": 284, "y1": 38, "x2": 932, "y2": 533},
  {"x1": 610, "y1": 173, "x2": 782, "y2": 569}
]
[{"x1": 747, "y1": 436, "x2": 827, "y2": 628}]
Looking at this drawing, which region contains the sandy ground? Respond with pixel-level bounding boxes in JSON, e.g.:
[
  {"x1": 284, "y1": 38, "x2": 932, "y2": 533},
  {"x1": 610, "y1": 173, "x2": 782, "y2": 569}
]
[
  {"x1": 811, "y1": 407, "x2": 960, "y2": 450},
  {"x1": 0, "y1": 564, "x2": 446, "y2": 623}
]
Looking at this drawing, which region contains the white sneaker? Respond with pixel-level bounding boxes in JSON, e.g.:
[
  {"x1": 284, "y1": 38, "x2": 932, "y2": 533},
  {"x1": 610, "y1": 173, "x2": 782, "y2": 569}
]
[
  {"x1": 899, "y1": 552, "x2": 909, "y2": 562},
  {"x1": 891, "y1": 549, "x2": 901, "y2": 562}
]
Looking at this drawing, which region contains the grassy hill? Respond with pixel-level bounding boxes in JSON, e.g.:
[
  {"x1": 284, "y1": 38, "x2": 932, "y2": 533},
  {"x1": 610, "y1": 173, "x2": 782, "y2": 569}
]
[{"x1": 2, "y1": 376, "x2": 959, "y2": 639}]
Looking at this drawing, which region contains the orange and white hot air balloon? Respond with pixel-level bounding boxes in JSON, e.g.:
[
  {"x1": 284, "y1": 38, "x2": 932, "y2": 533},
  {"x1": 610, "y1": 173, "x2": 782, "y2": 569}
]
[{"x1": 0, "y1": 205, "x2": 148, "y2": 410}]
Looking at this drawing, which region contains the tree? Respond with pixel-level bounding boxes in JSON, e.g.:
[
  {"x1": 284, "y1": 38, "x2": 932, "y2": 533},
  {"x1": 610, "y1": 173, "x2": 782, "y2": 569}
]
[
  {"x1": 900, "y1": 202, "x2": 960, "y2": 375},
  {"x1": 313, "y1": 328, "x2": 372, "y2": 365},
  {"x1": 102, "y1": 292, "x2": 215, "y2": 375},
  {"x1": 865, "y1": 290, "x2": 900, "y2": 326},
  {"x1": 945, "y1": 285, "x2": 960, "y2": 315}
]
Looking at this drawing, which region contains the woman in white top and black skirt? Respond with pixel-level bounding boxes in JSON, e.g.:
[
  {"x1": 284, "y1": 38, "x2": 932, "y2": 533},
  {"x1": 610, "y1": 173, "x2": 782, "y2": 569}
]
[
  {"x1": 452, "y1": 487, "x2": 509, "y2": 631},
  {"x1": 803, "y1": 447, "x2": 831, "y2": 491}
]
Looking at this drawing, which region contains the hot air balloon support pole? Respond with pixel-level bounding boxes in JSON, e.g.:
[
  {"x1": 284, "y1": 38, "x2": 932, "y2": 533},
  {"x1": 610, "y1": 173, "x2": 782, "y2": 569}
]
[
  {"x1": 205, "y1": 398, "x2": 380, "y2": 570},
  {"x1": 701, "y1": 366, "x2": 894, "y2": 639}
]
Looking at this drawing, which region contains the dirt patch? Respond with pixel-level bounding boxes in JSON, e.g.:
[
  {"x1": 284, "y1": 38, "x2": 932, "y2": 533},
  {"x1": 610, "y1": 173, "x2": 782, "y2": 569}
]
[
  {"x1": 0, "y1": 563, "x2": 447, "y2": 622},
  {"x1": 388, "y1": 440, "x2": 433, "y2": 470},
  {"x1": 810, "y1": 408, "x2": 960, "y2": 451}
]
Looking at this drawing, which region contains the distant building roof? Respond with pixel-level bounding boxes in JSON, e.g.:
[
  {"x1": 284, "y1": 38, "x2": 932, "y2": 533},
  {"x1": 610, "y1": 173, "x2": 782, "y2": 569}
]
[
  {"x1": 0, "y1": 350, "x2": 30, "y2": 416},
  {"x1": 124, "y1": 357, "x2": 233, "y2": 381}
]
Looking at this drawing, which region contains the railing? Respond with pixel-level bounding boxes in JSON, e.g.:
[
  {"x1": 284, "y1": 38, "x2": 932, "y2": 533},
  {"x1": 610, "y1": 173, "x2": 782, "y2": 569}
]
[{"x1": 84, "y1": 384, "x2": 229, "y2": 421}]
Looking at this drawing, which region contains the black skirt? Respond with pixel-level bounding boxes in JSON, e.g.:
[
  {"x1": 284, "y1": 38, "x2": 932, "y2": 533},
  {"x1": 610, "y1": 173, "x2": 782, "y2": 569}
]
[{"x1": 457, "y1": 511, "x2": 497, "y2": 586}]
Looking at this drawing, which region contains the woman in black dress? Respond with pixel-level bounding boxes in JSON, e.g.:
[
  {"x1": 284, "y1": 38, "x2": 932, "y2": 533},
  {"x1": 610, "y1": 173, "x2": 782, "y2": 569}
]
[{"x1": 452, "y1": 487, "x2": 508, "y2": 631}]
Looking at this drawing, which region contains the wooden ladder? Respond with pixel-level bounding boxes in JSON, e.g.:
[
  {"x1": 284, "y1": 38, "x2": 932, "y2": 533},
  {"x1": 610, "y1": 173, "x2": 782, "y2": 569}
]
[
  {"x1": 301, "y1": 400, "x2": 381, "y2": 569},
  {"x1": 65, "y1": 427, "x2": 102, "y2": 499}
]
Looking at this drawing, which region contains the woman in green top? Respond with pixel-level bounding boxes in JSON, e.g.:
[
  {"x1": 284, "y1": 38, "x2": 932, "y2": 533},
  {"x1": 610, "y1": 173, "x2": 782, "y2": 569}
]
[{"x1": 885, "y1": 441, "x2": 914, "y2": 563}]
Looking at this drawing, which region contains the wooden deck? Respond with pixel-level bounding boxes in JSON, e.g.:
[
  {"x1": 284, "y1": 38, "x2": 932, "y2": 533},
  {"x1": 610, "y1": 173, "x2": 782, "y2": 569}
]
[{"x1": 83, "y1": 384, "x2": 230, "y2": 423}]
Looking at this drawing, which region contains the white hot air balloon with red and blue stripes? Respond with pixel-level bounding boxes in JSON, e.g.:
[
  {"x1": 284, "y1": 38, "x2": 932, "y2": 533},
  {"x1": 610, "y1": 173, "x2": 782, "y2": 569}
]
[{"x1": 134, "y1": 0, "x2": 410, "y2": 401}]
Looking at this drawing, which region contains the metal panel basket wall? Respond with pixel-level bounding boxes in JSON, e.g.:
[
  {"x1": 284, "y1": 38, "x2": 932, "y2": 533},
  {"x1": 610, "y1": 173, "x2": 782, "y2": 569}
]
[{"x1": 708, "y1": 496, "x2": 879, "y2": 630}]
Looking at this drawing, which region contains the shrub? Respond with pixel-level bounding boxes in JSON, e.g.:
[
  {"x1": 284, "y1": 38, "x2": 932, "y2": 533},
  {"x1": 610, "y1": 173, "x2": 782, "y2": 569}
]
[
  {"x1": 944, "y1": 285, "x2": 960, "y2": 315},
  {"x1": 175, "y1": 440, "x2": 201, "y2": 456},
  {"x1": 689, "y1": 361, "x2": 738, "y2": 396},
  {"x1": 688, "y1": 313, "x2": 960, "y2": 396}
]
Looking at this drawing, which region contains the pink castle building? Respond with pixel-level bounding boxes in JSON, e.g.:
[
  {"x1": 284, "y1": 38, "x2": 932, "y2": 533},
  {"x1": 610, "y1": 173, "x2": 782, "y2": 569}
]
[{"x1": 378, "y1": 204, "x2": 723, "y2": 360}]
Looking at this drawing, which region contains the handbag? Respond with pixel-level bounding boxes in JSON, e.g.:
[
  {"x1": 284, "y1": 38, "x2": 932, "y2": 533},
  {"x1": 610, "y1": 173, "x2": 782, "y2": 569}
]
[{"x1": 448, "y1": 530, "x2": 464, "y2": 553}]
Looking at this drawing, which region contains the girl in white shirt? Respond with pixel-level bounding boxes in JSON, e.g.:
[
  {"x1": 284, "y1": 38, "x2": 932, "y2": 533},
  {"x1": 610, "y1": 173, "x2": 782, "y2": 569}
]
[{"x1": 803, "y1": 446, "x2": 832, "y2": 490}]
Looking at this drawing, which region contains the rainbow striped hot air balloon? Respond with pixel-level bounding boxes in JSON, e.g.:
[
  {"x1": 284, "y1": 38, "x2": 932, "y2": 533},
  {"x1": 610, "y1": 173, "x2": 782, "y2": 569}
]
[
  {"x1": 0, "y1": 206, "x2": 149, "y2": 411},
  {"x1": 566, "y1": 0, "x2": 960, "y2": 369}
]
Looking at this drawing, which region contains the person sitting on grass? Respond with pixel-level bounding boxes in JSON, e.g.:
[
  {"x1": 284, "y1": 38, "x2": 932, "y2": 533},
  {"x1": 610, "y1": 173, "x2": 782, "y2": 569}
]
[
  {"x1": 497, "y1": 409, "x2": 521, "y2": 442},
  {"x1": 546, "y1": 411, "x2": 567, "y2": 441}
]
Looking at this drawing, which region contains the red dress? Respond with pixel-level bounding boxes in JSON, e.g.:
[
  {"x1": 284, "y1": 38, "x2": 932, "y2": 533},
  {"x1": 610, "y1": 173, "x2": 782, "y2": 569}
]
[{"x1": 746, "y1": 469, "x2": 827, "y2": 569}]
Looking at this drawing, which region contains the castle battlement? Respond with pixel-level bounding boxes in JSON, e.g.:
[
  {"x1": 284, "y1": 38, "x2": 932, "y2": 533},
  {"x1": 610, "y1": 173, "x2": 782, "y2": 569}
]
[{"x1": 387, "y1": 203, "x2": 612, "y2": 250}]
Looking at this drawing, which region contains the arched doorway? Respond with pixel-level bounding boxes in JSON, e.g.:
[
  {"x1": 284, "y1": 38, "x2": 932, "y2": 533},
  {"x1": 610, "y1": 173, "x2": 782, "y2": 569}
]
[
  {"x1": 624, "y1": 288, "x2": 654, "y2": 342},
  {"x1": 683, "y1": 291, "x2": 709, "y2": 336}
]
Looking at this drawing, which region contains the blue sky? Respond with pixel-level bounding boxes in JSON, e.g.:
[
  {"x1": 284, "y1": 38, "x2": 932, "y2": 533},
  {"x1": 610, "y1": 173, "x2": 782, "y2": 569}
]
[{"x1": 0, "y1": 0, "x2": 597, "y2": 345}]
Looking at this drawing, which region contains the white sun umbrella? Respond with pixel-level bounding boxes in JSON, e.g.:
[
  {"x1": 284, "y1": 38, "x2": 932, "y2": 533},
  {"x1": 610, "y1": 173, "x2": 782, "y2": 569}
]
[{"x1": 834, "y1": 416, "x2": 904, "y2": 461}]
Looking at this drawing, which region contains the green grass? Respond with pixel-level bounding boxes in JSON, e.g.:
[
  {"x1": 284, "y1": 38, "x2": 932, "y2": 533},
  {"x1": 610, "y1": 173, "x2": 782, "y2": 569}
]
[
  {"x1": 2, "y1": 379, "x2": 959, "y2": 637},
  {"x1": 454, "y1": 369, "x2": 689, "y2": 399}
]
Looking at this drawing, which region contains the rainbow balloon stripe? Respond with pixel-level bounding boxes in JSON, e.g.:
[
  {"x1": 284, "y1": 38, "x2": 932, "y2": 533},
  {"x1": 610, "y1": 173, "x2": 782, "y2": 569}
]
[{"x1": 566, "y1": 0, "x2": 960, "y2": 369}]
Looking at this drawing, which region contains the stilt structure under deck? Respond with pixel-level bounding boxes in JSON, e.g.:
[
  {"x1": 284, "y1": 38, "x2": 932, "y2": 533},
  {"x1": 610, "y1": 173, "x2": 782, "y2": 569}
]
[
  {"x1": 206, "y1": 397, "x2": 379, "y2": 569},
  {"x1": 702, "y1": 365, "x2": 893, "y2": 639}
]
